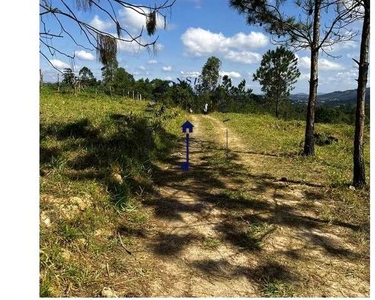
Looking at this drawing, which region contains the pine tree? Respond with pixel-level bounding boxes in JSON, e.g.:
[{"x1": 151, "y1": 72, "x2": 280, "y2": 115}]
[{"x1": 253, "y1": 46, "x2": 300, "y2": 118}]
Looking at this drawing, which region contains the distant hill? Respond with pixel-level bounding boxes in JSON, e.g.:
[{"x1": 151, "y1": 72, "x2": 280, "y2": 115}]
[{"x1": 290, "y1": 88, "x2": 370, "y2": 106}]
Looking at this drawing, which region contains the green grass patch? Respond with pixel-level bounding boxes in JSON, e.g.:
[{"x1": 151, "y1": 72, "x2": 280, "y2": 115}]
[
  {"x1": 211, "y1": 112, "x2": 370, "y2": 188},
  {"x1": 40, "y1": 88, "x2": 186, "y2": 296},
  {"x1": 202, "y1": 237, "x2": 221, "y2": 250},
  {"x1": 261, "y1": 279, "x2": 295, "y2": 297}
]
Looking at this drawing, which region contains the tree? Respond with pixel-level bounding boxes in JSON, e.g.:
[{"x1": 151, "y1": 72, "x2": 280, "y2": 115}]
[
  {"x1": 353, "y1": 0, "x2": 370, "y2": 188},
  {"x1": 79, "y1": 66, "x2": 96, "y2": 86},
  {"x1": 199, "y1": 56, "x2": 222, "y2": 93},
  {"x1": 253, "y1": 46, "x2": 300, "y2": 118},
  {"x1": 101, "y1": 59, "x2": 118, "y2": 94},
  {"x1": 62, "y1": 68, "x2": 75, "y2": 86},
  {"x1": 113, "y1": 67, "x2": 135, "y2": 94},
  {"x1": 222, "y1": 75, "x2": 233, "y2": 93},
  {"x1": 230, "y1": 0, "x2": 360, "y2": 155},
  {"x1": 40, "y1": 0, "x2": 176, "y2": 68}
]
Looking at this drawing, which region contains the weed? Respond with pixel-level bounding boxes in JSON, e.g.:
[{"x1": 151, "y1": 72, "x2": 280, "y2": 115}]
[
  {"x1": 59, "y1": 224, "x2": 82, "y2": 241},
  {"x1": 40, "y1": 279, "x2": 52, "y2": 297},
  {"x1": 202, "y1": 237, "x2": 221, "y2": 250},
  {"x1": 261, "y1": 279, "x2": 294, "y2": 297}
]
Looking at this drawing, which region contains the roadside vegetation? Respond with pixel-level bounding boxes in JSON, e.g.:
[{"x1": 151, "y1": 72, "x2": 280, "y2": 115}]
[{"x1": 40, "y1": 86, "x2": 186, "y2": 296}]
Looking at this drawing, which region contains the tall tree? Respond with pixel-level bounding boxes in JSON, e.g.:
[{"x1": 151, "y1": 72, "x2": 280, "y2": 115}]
[
  {"x1": 101, "y1": 59, "x2": 118, "y2": 94},
  {"x1": 230, "y1": 0, "x2": 360, "y2": 155},
  {"x1": 79, "y1": 66, "x2": 96, "y2": 86},
  {"x1": 199, "y1": 56, "x2": 222, "y2": 93},
  {"x1": 253, "y1": 46, "x2": 300, "y2": 118},
  {"x1": 353, "y1": 0, "x2": 370, "y2": 188},
  {"x1": 62, "y1": 68, "x2": 75, "y2": 86},
  {"x1": 113, "y1": 67, "x2": 135, "y2": 94},
  {"x1": 40, "y1": 0, "x2": 176, "y2": 68}
]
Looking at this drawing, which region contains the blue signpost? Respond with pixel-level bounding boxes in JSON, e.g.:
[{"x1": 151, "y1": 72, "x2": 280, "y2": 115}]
[{"x1": 181, "y1": 121, "x2": 194, "y2": 171}]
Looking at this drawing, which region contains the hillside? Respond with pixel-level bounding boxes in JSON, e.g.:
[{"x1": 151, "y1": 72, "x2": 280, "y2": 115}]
[
  {"x1": 290, "y1": 88, "x2": 370, "y2": 105},
  {"x1": 40, "y1": 88, "x2": 370, "y2": 297}
]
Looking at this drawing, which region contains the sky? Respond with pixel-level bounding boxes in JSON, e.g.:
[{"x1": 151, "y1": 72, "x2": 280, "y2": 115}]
[{"x1": 40, "y1": 0, "x2": 367, "y2": 94}]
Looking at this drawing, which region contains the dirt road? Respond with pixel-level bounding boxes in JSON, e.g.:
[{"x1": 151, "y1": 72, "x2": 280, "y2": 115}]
[{"x1": 136, "y1": 114, "x2": 369, "y2": 297}]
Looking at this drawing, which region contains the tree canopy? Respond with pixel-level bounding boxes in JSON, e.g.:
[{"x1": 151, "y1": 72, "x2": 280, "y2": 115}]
[
  {"x1": 254, "y1": 46, "x2": 300, "y2": 118},
  {"x1": 199, "y1": 56, "x2": 222, "y2": 93}
]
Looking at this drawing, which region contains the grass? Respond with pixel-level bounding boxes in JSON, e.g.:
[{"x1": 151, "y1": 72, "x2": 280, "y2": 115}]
[
  {"x1": 202, "y1": 237, "x2": 221, "y2": 250},
  {"x1": 209, "y1": 112, "x2": 370, "y2": 234},
  {"x1": 40, "y1": 87, "x2": 186, "y2": 296},
  {"x1": 261, "y1": 279, "x2": 295, "y2": 297},
  {"x1": 211, "y1": 112, "x2": 370, "y2": 187},
  {"x1": 40, "y1": 88, "x2": 369, "y2": 296}
]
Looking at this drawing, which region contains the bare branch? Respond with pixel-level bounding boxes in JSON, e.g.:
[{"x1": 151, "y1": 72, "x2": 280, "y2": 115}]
[{"x1": 40, "y1": 0, "x2": 176, "y2": 68}]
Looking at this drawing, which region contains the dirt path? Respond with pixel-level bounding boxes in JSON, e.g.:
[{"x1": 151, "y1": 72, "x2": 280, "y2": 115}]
[{"x1": 136, "y1": 114, "x2": 369, "y2": 297}]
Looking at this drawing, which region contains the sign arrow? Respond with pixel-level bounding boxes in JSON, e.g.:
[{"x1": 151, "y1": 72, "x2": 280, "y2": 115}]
[
  {"x1": 182, "y1": 120, "x2": 194, "y2": 133},
  {"x1": 180, "y1": 120, "x2": 193, "y2": 171}
]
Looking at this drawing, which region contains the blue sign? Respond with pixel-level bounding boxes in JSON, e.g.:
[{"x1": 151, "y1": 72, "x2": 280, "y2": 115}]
[
  {"x1": 180, "y1": 121, "x2": 193, "y2": 171},
  {"x1": 182, "y1": 120, "x2": 194, "y2": 133}
]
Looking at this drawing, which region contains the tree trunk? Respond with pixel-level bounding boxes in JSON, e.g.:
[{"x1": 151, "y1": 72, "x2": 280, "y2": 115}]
[
  {"x1": 353, "y1": 0, "x2": 370, "y2": 188},
  {"x1": 275, "y1": 96, "x2": 280, "y2": 118},
  {"x1": 303, "y1": 0, "x2": 321, "y2": 156}
]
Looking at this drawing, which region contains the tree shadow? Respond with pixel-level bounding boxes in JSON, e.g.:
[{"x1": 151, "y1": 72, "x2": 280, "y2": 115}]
[
  {"x1": 214, "y1": 222, "x2": 262, "y2": 252},
  {"x1": 152, "y1": 233, "x2": 200, "y2": 256},
  {"x1": 301, "y1": 232, "x2": 361, "y2": 259},
  {"x1": 145, "y1": 122, "x2": 363, "y2": 262},
  {"x1": 40, "y1": 112, "x2": 180, "y2": 207}
]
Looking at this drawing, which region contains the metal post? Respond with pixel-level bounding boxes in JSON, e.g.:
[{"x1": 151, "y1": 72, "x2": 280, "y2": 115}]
[
  {"x1": 226, "y1": 129, "x2": 228, "y2": 160},
  {"x1": 186, "y1": 133, "x2": 189, "y2": 164}
]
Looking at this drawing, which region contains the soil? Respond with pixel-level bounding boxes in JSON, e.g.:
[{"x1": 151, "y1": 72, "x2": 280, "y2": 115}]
[{"x1": 117, "y1": 114, "x2": 369, "y2": 297}]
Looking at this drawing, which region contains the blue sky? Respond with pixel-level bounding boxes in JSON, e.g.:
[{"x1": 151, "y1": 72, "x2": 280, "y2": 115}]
[{"x1": 40, "y1": 0, "x2": 366, "y2": 94}]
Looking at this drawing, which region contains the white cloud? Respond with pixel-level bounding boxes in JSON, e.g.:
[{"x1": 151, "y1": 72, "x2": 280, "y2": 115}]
[
  {"x1": 220, "y1": 71, "x2": 241, "y2": 78},
  {"x1": 296, "y1": 55, "x2": 311, "y2": 69},
  {"x1": 224, "y1": 50, "x2": 261, "y2": 64},
  {"x1": 181, "y1": 27, "x2": 267, "y2": 64},
  {"x1": 180, "y1": 71, "x2": 200, "y2": 78},
  {"x1": 117, "y1": 38, "x2": 164, "y2": 54},
  {"x1": 297, "y1": 55, "x2": 344, "y2": 70},
  {"x1": 119, "y1": 7, "x2": 166, "y2": 35},
  {"x1": 138, "y1": 66, "x2": 146, "y2": 70},
  {"x1": 319, "y1": 58, "x2": 344, "y2": 70},
  {"x1": 50, "y1": 59, "x2": 70, "y2": 70},
  {"x1": 119, "y1": 7, "x2": 146, "y2": 33},
  {"x1": 325, "y1": 40, "x2": 358, "y2": 52},
  {"x1": 89, "y1": 15, "x2": 112, "y2": 31},
  {"x1": 164, "y1": 76, "x2": 173, "y2": 80},
  {"x1": 229, "y1": 32, "x2": 269, "y2": 49},
  {"x1": 162, "y1": 66, "x2": 172, "y2": 72},
  {"x1": 74, "y1": 50, "x2": 95, "y2": 61},
  {"x1": 148, "y1": 59, "x2": 158, "y2": 64},
  {"x1": 117, "y1": 40, "x2": 142, "y2": 53}
]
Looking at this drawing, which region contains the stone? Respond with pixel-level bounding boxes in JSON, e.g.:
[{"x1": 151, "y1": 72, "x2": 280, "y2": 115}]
[{"x1": 101, "y1": 287, "x2": 118, "y2": 298}]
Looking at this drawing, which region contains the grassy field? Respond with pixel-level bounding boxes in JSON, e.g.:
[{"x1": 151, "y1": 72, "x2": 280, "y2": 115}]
[
  {"x1": 40, "y1": 89, "x2": 369, "y2": 297},
  {"x1": 40, "y1": 88, "x2": 186, "y2": 297},
  {"x1": 208, "y1": 112, "x2": 370, "y2": 242}
]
